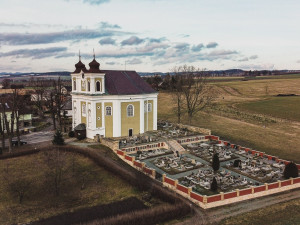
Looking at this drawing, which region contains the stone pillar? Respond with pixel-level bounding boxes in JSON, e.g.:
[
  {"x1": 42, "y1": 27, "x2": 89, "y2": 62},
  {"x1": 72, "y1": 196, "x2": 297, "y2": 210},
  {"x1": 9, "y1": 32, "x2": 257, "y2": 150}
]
[
  {"x1": 203, "y1": 195, "x2": 207, "y2": 204},
  {"x1": 152, "y1": 169, "x2": 156, "y2": 178},
  {"x1": 265, "y1": 183, "x2": 268, "y2": 191},
  {"x1": 278, "y1": 180, "x2": 281, "y2": 188},
  {"x1": 251, "y1": 186, "x2": 255, "y2": 194},
  {"x1": 220, "y1": 192, "x2": 224, "y2": 200},
  {"x1": 132, "y1": 156, "x2": 135, "y2": 162},
  {"x1": 291, "y1": 178, "x2": 294, "y2": 185},
  {"x1": 236, "y1": 189, "x2": 240, "y2": 197},
  {"x1": 162, "y1": 174, "x2": 166, "y2": 183},
  {"x1": 174, "y1": 179, "x2": 178, "y2": 187},
  {"x1": 188, "y1": 187, "x2": 192, "y2": 196}
]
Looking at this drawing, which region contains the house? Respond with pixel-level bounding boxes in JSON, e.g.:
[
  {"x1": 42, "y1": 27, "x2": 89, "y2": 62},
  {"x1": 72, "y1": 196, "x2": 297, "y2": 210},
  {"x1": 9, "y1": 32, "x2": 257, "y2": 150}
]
[
  {"x1": 61, "y1": 85, "x2": 72, "y2": 95},
  {"x1": 71, "y1": 55, "x2": 158, "y2": 139},
  {"x1": 0, "y1": 101, "x2": 33, "y2": 132},
  {"x1": 62, "y1": 97, "x2": 72, "y2": 117}
]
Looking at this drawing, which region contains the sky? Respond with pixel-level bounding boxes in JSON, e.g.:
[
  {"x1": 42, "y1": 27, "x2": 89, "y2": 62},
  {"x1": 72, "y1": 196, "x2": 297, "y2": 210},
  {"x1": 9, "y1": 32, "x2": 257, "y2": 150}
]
[{"x1": 0, "y1": 0, "x2": 299, "y2": 73}]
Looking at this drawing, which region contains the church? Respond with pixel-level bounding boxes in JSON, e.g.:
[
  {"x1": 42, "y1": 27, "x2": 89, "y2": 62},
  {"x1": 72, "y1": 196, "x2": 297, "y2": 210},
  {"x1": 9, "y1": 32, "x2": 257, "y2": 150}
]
[{"x1": 71, "y1": 55, "x2": 158, "y2": 139}]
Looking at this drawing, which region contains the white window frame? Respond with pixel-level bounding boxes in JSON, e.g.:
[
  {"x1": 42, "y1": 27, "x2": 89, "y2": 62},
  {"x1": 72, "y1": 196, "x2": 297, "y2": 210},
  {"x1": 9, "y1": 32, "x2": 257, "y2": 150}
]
[
  {"x1": 96, "y1": 81, "x2": 101, "y2": 92},
  {"x1": 127, "y1": 104, "x2": 134, "y2": 117},
  {"x1": 148, "y1": 103, "x2": 152, "y2": 112},
  {"x1": 87, "y1": 81, "x2": 90, "y2": 92},
  {"x1": 106, "y1": 106, "x2": 112, "y2": 116},
  {"x1": 82, "y1": 103, "x2": 86, "y2": 116}
]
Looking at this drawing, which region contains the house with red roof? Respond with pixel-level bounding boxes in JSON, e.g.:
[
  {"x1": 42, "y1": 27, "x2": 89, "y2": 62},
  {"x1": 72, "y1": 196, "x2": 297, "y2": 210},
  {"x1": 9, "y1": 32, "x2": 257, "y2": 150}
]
[{"x1": 71, "y1": 55, "x2": 158, "y2": 138}]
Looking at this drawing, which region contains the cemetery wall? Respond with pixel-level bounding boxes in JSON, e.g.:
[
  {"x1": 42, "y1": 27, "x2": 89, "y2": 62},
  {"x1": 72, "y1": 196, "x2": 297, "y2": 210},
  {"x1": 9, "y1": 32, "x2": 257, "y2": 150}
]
[{"x1": 114, "y1": 135, "x2": 300, "y2": 209}]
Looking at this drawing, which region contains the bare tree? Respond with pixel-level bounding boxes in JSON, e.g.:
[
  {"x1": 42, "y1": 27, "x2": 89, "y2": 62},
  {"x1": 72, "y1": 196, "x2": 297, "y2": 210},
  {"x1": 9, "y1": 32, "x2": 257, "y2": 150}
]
[
  {"x1": 0, "y1": 113, "x2": 4, "y2": 154},
  {"x1": 172, "y1": 65, "x2": 214, "y2": 124},
  {"x1": 170, "y1": 67, "x2": 185, "y2": 123},
  {"x1": 0, "y1": 96, "x2": 13, "y2": 152},
  {"x1": 3, "y1": 163, "x2": 32, "y2": 204},
  {"x1": 42, "y1": 148, "x2": 68, "y2": 196},
  {"x1": 30, "y1": 77, "x2": 49, "y2": 117}
]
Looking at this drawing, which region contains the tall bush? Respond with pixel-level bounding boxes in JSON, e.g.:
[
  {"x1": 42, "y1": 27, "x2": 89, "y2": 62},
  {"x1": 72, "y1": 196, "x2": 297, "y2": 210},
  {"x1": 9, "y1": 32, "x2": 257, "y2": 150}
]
[
  {"x1": 283, "y1": 162, "x2": 299, "y2": 179},
  {"x1": 52, "y1": 130, "x2": 65, "y2": 145},
  {"x1": 212, "y1": 153, "x2": 220, "y2": 171}
]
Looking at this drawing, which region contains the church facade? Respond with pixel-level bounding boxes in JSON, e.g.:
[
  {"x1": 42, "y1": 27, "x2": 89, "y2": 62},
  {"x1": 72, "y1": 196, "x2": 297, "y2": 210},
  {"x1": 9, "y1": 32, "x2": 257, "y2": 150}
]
[{"x1": 71, "y1": 56, "x2": 158, "y2": 139}]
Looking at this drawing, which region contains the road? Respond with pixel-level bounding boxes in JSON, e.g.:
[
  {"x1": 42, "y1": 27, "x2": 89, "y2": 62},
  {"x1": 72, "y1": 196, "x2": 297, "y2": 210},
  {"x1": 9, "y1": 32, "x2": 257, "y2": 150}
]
[{"x1": 5, "y1": 130, "x2": 54, "y2": 146}]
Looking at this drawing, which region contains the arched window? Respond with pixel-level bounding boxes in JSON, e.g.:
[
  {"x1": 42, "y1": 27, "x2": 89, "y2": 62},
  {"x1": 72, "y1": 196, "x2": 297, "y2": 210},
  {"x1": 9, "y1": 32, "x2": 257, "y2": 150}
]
[
  {"x1": 127, "y1": 104, "x2": 134, "y2": 117},
  {"x1": 148, "y1": 103, "x2": 152, "y2": 112},
  {"x1": 106, "y1": 106, "x2": 112, "y2": 116},
  {"x1": 82, "y1": 103, "x2": 86, "y2": 115},
  {"x1": 87, "y1": 81, "x2": 90, "y2": 92},
  {"x1": 96, "y1": 81, "x2": 101, "y2": 92},
  {"x1": 73, "y1": 80, "x2": 76, "y2": 91}
]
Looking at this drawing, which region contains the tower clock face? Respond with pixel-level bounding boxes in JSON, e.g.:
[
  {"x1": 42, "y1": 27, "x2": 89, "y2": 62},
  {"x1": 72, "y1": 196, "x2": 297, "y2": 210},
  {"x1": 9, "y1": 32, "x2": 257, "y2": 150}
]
[{"x1": 82, "y1": 73, "x2": 85, "y2": 79}]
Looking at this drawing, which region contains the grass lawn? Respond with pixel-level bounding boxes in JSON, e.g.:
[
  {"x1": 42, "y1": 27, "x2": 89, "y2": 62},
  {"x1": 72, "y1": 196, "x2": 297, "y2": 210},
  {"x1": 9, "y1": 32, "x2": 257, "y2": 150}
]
[
  {"x1": 237, "y1": 96, "x2": 300, "y2": 122},
  {"x1": 220, "y1": 198, "x2": 300, "y2": 225},
  {"x1": 0, "y1": 151, "x2": 142, "y2": 225}
]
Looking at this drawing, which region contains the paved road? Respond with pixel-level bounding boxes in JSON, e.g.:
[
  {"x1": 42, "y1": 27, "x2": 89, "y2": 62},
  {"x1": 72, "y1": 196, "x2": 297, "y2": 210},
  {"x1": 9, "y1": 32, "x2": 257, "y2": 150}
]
[{"x1": 5, "y1": 130, "x2": 54, "y2": 146}]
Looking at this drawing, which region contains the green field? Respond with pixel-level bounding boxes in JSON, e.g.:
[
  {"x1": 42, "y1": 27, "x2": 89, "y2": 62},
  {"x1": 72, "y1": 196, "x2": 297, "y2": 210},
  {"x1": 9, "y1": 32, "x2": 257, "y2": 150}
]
[
  {"x1": 0, "y1": 151, "x2": 142, "y2": 225},
  {"x1": 220, "y1": 198, "x2": 300, "y2": 225},
  {"x1": 237, "y1": 96, "x2": 300, "y2": 122}
]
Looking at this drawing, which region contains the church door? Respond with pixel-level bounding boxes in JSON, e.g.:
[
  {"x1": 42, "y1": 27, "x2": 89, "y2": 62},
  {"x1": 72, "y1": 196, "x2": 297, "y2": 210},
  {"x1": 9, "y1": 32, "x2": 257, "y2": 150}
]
[{"x1": 128, "y1": 129, "x2": 133, "y2": 137}]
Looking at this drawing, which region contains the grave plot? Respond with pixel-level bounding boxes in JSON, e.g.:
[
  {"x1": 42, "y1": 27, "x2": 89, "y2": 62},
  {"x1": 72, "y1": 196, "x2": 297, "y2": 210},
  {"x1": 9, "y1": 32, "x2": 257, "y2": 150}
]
[
  {"x1": 149, "y1": 154, "x2": 205, "y2": 175},
  {"x1": 184, "y1": 142, "x2": 239, "y2": 163},
  {"x1": 224, "y1": 152, "x2": 286, "y2": 183},
  {"x1": 131, "y1": 148, "x2": 172, "y2": 160}
]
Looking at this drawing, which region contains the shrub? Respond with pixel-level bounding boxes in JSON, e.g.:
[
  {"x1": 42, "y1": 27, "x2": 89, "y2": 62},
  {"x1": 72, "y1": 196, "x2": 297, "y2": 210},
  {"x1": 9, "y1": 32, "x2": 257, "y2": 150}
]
[
  {"x1": 283, "y1": 162, "x2": 299, "y2": 179},
  {"x1": 211, "y1": 177, "x2": 218, "y2": 192},
  {"x1": 233, "y1": 159, "x2": 241, "y2": 167},
  {"x1": 212, "y1": 153, "x2": 220, "y2": 171},
  {"x1": 52, "y1": 130, "x2": 65, "y2": 145},
  {"x1": 68, "y1": 131, "x2": 75, "y2": 138}
]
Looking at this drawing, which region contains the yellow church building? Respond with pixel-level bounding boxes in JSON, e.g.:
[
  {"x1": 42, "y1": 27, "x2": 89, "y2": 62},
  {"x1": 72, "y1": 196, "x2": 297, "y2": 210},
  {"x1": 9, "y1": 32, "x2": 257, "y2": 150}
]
[{"x1": 71, "y1": 55, "x2": 158, "y2": 139}]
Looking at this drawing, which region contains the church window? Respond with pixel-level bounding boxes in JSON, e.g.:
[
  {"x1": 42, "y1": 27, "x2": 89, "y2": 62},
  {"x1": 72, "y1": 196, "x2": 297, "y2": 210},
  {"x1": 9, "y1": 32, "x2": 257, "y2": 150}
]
[
  {"x1": 96, "y1": 81, "x2": 101, "y2": 92},
  {"x1": 106, "y1": 106, "x2": 112, "y2": 116},
  {"x1": 148, "y1": 103, "x2": 152, "y2": 112},
  {"x1": 82, "y1": 103, "x2": 86, "y2": 115},
  {"x1": 73, "y1": 80, "x2": 76, "y2": 91},
  {"x1": 87, "y1": 81, "x2": 90, "y2": 91},
  {"x1": 127, "y1": 104, "x2": 134, "y2": 117},
  {"x1": 97, "y1": 106, "x2": 100, "y2": 110}
]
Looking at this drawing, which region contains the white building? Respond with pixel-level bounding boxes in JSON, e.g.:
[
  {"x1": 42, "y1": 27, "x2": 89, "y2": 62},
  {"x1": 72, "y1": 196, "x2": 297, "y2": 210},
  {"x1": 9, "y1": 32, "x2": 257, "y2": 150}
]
[{"x1": 71, "y1": 56, "x2": 158, "y2": 139}]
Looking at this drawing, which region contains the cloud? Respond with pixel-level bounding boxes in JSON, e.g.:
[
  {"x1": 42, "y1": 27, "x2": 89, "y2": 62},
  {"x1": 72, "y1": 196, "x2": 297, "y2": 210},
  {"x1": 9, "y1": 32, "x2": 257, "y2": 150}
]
[
  {"x1": 106, "y1": 61, "x2": 116, "y2": 65},
  {"x1": 191, "y1": 43, "x2": 204, "y2": 52},
  {"x1": 55, "y1": 52, "x2": 76, "y2": 58},
  {"x1": 174, "y1": 43, "x2": 190, "y2": 53},
  {"x1": 249, "y1": 55, "x2": 258, "y2": 60},
  {"x1": 121, "y1": 36, "x2": 144, "y2": 46},
  {"x1": 83, "y1": 0, "x2": 109, "y2": 5},
  {"x1": 238, "y1": 57, "x2": 249, "y2": 62},
  {"x1": 127, "y1": 58, "x2": 142, "y2": 65},
  {"x1": 297, "y1": 60, "x2": 300, "y2": 63},
  {"x1": 0, "y1": 29, "x2": 130, "y2": 45},
  {"x1": 239, "y1": 64, "x2": 275, "y2": 70},
  {"x1": 99, "y1": 37, "x2": 116, "y2": 45},
  {"x1": 206, "y1": 42, "x2": 218, "y2": 48},
  {"x1": 0, "y1": 47, "x2": 67, "y2": 59},
  {"x1": 99, "y1": 22, "x2": 121, "y2": 29},
  {"x1": 148, "y1": 37, "x2": 166, "y2": 43}
]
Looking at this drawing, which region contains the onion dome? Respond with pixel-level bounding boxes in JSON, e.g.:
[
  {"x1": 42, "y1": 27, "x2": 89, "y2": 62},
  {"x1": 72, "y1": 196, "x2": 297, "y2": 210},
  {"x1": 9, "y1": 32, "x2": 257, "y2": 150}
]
[
  {"x1": 74, "y1": 60, "x2": 87, "y2": 73},
  {"x1": 88, "y1": 58, "x2": 101, "y2": 73}
]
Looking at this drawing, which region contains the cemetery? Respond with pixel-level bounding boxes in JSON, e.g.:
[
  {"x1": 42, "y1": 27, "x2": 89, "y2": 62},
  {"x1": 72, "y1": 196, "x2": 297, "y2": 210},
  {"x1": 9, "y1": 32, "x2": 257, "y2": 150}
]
[{"x1": 114, "y1": 121, "x2": 300, "y2": 208}]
